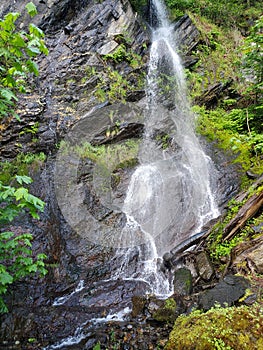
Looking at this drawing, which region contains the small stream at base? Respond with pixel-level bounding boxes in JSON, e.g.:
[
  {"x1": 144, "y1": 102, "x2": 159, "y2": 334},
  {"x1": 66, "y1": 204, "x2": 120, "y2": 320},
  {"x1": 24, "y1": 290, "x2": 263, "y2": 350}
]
[{"x1": 46, "y1": 0, "x2": 221, "y2": 348}]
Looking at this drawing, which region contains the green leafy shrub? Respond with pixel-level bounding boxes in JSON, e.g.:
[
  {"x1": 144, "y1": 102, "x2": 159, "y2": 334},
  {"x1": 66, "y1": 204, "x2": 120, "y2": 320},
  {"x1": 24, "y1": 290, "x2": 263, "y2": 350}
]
[
  {"x1": 0, "y1": 2, "x2": 48, "y2": 120},
  {"x1": 95, "y1": 68, "x2": 134, "y2": 103},
  {"x1": 0, "y1": 175, "x2": 47, "y2": 313},
  {"x1": 165, "y1": 0, "x2": 262, "y2": 29},
  {"x1": 194, "y1": 105, "x2": 263, "y2": 175},
  {"x1": 166, "y1": 304, "x2": 263, "y2": 350}
]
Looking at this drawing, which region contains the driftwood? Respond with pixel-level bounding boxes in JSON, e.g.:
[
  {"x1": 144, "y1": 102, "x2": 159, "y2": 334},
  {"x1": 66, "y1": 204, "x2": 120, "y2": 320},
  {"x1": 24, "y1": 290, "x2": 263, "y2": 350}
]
[{"x1": 223, "y1": 189, "x2": 263, "y2": 241}]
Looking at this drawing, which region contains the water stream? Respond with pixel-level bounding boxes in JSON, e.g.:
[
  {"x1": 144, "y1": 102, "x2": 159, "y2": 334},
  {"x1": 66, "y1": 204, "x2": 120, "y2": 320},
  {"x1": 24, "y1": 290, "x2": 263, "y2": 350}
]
[{"x1": 110, "y1": 0, "x2": 219, "y2": 296}]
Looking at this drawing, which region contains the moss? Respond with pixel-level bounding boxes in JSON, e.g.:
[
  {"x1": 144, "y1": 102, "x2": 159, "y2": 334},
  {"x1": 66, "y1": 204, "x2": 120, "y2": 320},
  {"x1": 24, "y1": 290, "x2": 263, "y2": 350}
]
[
  {"x1": 0, "y1": 152, "x2": 46, "y2": 184},
  {"x1": 153, "y1": 297, "x2": 177, "y2": 323},
  {"x1": 165, "y1": 304, "x2": 263, "y2": 350}
]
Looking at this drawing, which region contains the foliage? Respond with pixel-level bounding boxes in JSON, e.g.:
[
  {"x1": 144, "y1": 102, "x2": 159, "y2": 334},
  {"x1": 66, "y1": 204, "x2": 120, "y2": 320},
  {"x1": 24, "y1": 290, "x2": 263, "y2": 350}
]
[
  {"x1": 0, "y1": 175, "x2": 47, "y2": 313},
  {"x1": 94, "y1": 34, "x2": 145, "y2": 104},
  {"x1": 129, "y1": 0, "x2": 147, "y2": 14},
  {"x1": 0, "y1": 2, "x2": 48, "y2": 120},
  {"x1": 153, "y1": 297, "x2": 177, "y2": 323},
  {"x1": 93, "y1": 343, "x2": 101, "y2": 350},
  {"x1": 240, "y1": 15, "x2": 263, "y2": 104},
  {"x1": 0, "y1": 152, "x2": 46, "y2": 184},
  {"x1": 0, "y1": 4, "x2": 48, "y2": 314},
  {"x1": 95, "y1": 68, "x2": 131, "y2": 103},
  {"x1": 194, "y1": 105, "x2": 263, "y2": 175},
  {"x1": 103, "y1": 44, "x2": 143, "y2": 69},
  {"x1": 94, "y1": 66, "x2": 145, "y2": 104},
  {"x1": 207, "y1": 191, "x2": 262, "y2": 263},
  {"x1": 165, "y1": 304, "x2": 263, "y2": 350},
  {"x1": 165, "y1": 0, "x2": 262, "y2": 29},
  {"x1": 61, "y1": 139, "x2": 140, "y2": 170}
]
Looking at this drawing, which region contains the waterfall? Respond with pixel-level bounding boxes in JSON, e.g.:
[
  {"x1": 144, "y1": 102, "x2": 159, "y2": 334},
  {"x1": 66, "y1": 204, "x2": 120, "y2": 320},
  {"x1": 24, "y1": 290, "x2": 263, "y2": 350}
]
[{"x1": 111, "y1": 0, "x2": 219, "y2": 296}]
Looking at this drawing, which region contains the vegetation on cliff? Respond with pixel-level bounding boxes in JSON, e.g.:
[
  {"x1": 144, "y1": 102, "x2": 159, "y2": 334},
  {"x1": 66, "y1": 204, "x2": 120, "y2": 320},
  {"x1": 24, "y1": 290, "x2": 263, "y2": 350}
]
[
  {"x1": 158, "y1": 2, "x2": 263, "y2": 349},
  {"x1": 0, "y1": 3, "x2": 48, "y2": 313}
]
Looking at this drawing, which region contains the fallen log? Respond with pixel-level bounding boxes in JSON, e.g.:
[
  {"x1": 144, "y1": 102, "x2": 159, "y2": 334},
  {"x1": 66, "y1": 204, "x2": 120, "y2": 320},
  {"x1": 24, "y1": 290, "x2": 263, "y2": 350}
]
[
  {"x1": 235, "y1": 173, "x2": 263, "y2": 203},
  {"x1": 223, "y1": 189, "x2": 263, "y2": 241}
]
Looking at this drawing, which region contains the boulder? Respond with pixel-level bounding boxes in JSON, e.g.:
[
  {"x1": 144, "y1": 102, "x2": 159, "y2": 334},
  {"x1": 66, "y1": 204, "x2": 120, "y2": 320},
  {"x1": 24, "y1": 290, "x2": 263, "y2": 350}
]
[
  {"x1": 152, "y1": 297, "x2": 178, "y2": 323},
  {"x1": 199, "y1": 275, "x2": 250, "y2": 311},
  {"x1": 196, "y1": 251, "x2": 214, "y2": 281},
  {"x1": 173, "y1": 268, "x2": 193, "y2": 296}
]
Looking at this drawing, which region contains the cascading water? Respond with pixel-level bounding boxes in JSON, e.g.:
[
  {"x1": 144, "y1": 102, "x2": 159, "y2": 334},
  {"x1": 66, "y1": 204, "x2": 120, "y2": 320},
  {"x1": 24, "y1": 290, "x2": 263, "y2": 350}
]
[{"x1": 111, "y1": 0, "x2": 220, "y2": 295}]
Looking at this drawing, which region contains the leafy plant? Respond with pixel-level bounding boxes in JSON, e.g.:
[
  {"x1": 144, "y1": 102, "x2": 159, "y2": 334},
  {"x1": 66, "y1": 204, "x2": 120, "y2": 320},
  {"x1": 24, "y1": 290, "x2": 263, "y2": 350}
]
[
  {"x1": 0, "y1": 2, "x2": 48, "y2": 120},
  {"x1": 165, "y1": 0, "x2": 262, "y2": 29},
  {"x1": 194, "y1": 105, "x2": 263, "y2": 176},
  {"x1": 240, "y1": 15, "x2": 263, "y2": 103},
  {"x1": 0, "y1": 175, "x2": 47, "y2": 313},
  {"x1": 95, "y1": 68, "x2": 132, "y2": 103},
  {"x1": 0, "y1": 152, "x2": 46, "y2": 184},
  {"x1": 19, "y1": 121, "x2": 39, "y2": 135}
]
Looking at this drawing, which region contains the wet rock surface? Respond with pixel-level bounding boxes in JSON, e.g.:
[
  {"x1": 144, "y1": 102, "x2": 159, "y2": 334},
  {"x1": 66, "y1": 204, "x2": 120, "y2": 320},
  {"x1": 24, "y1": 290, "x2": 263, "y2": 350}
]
[
  {"x1": 173, "y1": 268, "x2": 193, "y2": 296},
  {"x1": 0, "y1": 0, "x2": 149, "y2": 160},
  {"x1": 199, "y1": 275, "x2": 250, "y2": 311}
]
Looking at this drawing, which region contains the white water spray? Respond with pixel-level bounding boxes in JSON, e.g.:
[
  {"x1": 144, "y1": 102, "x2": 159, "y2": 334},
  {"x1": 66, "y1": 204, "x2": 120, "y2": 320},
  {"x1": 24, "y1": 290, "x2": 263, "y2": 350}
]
[{"x1": 111, "y1": 0, "x2": 219, "y2": 296}]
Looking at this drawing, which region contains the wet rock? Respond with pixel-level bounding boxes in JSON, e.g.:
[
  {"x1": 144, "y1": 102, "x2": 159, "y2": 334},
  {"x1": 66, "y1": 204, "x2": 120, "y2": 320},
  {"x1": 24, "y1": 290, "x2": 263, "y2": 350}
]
[
  {"x1": 195, "y1": 80, "x2": 233, "y2": 108},
  {"x1": 162, "y1": 252, "x2": 173, "y2": 270},
  {"x1": 182, "y1": 55, "x2": 199, "y2": 68},
  {"x1": 183, "y1": 254, "x2": 198, "y2": 279},
  {"x1": 147, "y1": 297, "x2": 164, "y2": 316},
  {"x1": 152, "y1": 297, "x2": 178, "y2": 323},
  {"x1": 196, "y1": 250, "x2": 214, "y2": 281},
  {"x1": 199, "y1": 275, "x2": 250, "y2": 311},
  {"x1": 0, "y1": 0, "x2": 149, "y2": 160},
  {"x1": 173, "y1": 14, "x2": 201, "y2": 55},
  {"x1": 131, "y1": 296, "x2": 147, "y2": 318},
  {"x1": 173, "y1": 268, "x2": 193, "y2": 296}
]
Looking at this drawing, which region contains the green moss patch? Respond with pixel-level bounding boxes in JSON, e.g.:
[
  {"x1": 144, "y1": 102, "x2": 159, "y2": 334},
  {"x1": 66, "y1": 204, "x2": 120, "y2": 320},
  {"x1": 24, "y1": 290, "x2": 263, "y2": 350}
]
[{"x1": 166, "y1": 304, "x2": 263, "y2": 350}]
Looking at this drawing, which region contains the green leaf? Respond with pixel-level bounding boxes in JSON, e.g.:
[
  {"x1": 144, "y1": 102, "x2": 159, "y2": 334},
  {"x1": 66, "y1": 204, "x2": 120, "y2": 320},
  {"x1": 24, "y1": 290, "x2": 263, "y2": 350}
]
[
  {"x1": 26, "y1": 60, "x2": 39, "y2": 76},
  {"x1": 0, "y1": 232, "x2": 14, "y2": 241},
  {"x1": 0, "y1": 297, "x2": 9, "y2": 314},
  {"x1": 26, "y1": 46, "x2": 40, "y2": 57},
  {"x1": 0, "y1": 88, "x2": 17, "y2": 101},
  {"x1": 0, "y1": 266, "x2": 13, "y2": 285},
  {"x1": 14, "y1": 187, "x2": 29, "y2": 201},
  {"x1": 25, "y1": 2, "x2": 38, "y2": 17},
  {"x1": 15, "y1": 175, "x2": 33, "y2": 185},
  {"x1": 29, "y1": 23, "x2": 44, "y2": 38}
]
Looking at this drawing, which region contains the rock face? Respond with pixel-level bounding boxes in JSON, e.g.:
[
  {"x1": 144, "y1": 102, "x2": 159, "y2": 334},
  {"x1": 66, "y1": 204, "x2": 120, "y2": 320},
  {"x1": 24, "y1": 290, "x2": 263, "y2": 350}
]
[
  {"x1": 173, "y1": 14, "x2": 200, "y2": 54},
  {"x1": 0, "y1": 0, "x2": 150, "y2": 348},
  {"x1": 0, "y1": 0, "x2": 149, "y2": 159}
]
